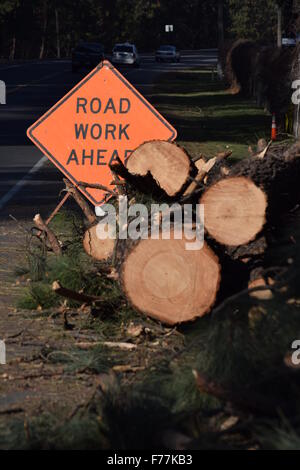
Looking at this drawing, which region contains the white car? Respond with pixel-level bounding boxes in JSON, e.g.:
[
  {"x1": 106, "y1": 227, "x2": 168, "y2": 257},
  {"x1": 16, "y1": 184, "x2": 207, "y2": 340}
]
[
  {"x1": 156, "y1": 45, "x2": 180, "y2": 63},
  {"x1": 112, "y1": 43, "x2": 140, "y2": 67}
]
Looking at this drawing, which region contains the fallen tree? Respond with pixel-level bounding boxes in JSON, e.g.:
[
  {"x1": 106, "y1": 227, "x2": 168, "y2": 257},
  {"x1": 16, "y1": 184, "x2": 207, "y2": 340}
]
[{"x1": 46, "y1": 139, "x2": 300, "y2": 325}]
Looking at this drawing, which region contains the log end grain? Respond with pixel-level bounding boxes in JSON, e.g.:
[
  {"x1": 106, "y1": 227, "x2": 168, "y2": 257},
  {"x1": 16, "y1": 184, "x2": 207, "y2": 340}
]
[
  {"x1": 127, "y1": 140, "x2": 193, "y2": 197},
  {"x1": 120, "y1": 231, "x2": 221, "y2": 325},
  {"x1": 200, "y1": 176, "x2": 267, "y2": 246},
  {"x1": 83, "y1": 224, "x2": 115, "y2": 261}
]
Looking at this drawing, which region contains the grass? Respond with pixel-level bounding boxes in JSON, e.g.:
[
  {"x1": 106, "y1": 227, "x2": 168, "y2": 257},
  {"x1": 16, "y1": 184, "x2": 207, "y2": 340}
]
[
  {"x1": 16, "y1": 209, "x2": 123, "y2": 310},
  {"x1": 151, "y1": 69, "x2": 270, "y2": 160}
]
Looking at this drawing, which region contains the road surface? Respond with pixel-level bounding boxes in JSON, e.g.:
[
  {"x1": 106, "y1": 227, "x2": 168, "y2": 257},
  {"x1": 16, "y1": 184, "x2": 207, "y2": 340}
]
[{"x1": 0, "y1": 50, "x2": 217, "y2": 219}]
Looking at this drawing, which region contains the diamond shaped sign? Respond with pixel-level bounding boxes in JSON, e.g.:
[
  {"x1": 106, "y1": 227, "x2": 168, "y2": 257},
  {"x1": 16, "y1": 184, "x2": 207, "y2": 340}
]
[{"x1": 27, "y1": 60, "x2": 177, "y2": 205}]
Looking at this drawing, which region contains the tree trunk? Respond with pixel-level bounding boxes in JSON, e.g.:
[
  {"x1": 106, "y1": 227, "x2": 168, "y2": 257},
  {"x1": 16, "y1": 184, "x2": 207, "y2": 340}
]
[
  {"x1": 229, "y1": 142, "x2": 300, "y2": 219},
  {"x1": 200, "y1": 176, "x2": 267, "y2": 246},
  {"x1": 118, "y1": 228, "x2": 221, "y2": 325},
  {"x1": 199, "y1": 142, "x2": 300, "y2": 254},
  {"x1": 39, "y1": 0, "x2": 48, "y2": 60},
  {"x1": 277, "y1": 4, "x2": 282, "y2": 49},
  {"x1": 9, "y1": 36, "x2": 16, "y2": 61},
  {"x1": 111, "y1": 140, "x2": 196, "y2": 199},
  {"x1": 217, "y1": 0, "x2": 225, "y2": 52},
  {"x1": 55, "y1": 7, "x2": 61, "y2": 59},
  {"x1": 126, "y1": 140, "x2": 195, "y2": 197},
  {"x1": 9, "y1": 6, "x2": 17, "y2": 61}
]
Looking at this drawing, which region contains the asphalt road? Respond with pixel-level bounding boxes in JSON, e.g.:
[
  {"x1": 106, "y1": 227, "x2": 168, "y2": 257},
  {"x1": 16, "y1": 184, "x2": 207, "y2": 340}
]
[{"x1": 0, "y1": 49, "x2": 217, "y2": 219}]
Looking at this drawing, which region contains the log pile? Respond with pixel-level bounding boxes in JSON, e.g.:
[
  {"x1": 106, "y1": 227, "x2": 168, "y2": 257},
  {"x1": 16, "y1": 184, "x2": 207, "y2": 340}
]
[{"x1": 40, "y1": 139, "x2": 300, "y2": 326}]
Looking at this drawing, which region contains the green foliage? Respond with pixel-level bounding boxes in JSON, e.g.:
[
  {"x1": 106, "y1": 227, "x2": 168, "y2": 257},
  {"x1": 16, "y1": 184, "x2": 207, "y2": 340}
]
[
  {"x1": 18, "y1": 282, "x2": 57, "y2": 309},
  {"x1": 0, "y1": 371, "x2": 224, "y2": 450},
  {"x1": 153, "y1": 69, "x2": 269, "y2": 160},
  {"x1": 1, "y1": 0, "x2": 294, "y2": 59},
  {"x1": 227, "y1": 0, "x2": 294, "y2": 42},
  {"x1": 227, "y1": 0, "x2": 278, "y2": 42},
  {"x1": 0, "y1": 413, "x2": 106, "y2": 450},
  {"x1": 0, "y1": 0, "x2": 221, "y2": 58},
  {"x1": 17, "y1": 209, "x2": 122, "y2": 310},
  {"x1": 258, "y1": 422, "x2": 300, "y2": 450},
  {"x1": 190, "y1": 297, "x2": 300, "y2": 389},
  {"x1": 43, "y1": 345, "x2": 113, "y2": 374}
]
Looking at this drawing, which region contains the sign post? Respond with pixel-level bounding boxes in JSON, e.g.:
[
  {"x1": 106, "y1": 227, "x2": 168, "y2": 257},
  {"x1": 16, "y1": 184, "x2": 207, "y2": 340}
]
[{"x1": 27, "y1": 61, "x2": 177, "y2": 205}]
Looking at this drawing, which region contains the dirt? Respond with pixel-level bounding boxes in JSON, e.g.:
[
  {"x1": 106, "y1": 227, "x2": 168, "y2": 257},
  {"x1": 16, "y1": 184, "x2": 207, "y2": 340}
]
[{"x1": 0, "y1": 219, "x2": 103, "y2": 422}]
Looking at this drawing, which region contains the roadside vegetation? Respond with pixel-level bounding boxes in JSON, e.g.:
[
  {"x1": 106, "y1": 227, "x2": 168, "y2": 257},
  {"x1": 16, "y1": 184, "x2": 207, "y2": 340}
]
[{"x1": 152, "y1": 69, "x2": 270, "y2": 160}]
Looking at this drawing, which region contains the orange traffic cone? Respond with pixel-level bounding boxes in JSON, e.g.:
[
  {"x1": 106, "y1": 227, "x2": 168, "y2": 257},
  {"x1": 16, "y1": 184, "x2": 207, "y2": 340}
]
[{"x1": 271, "y1": 113, "x2": 277, "y2": 140}]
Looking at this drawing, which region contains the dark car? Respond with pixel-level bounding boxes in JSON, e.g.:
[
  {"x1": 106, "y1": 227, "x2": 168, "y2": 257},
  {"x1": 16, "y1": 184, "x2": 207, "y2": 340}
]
[
  {"x1": 71, "y1": 42, "x2": 105, "y2": 72},
  {"x1": 155, "y1": 45, "x2": 180, "y2": 63}
]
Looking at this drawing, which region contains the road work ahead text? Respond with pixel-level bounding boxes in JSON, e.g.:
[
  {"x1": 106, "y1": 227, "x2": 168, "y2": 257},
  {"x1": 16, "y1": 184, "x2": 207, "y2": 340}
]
[{"x1": 66, "y1": 97, "x2": 133, "y2": 166}]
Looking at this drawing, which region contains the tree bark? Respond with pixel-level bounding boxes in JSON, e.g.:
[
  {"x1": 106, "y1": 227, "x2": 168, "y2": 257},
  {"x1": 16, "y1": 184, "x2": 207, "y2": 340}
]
[
  {"x1": 9, "y1": 36, "x2": 16, "y2": 61},
  {"x1": 217, "y1": 0, "x2": 225, "y2": 52},
  {"x1": 39, "y1": 0, "x2": 48, "y2": 59},
  {"x1": 55, "y1": 7, "x2": 61, "y2": 59},
  {"x1": 277, "y1": 3, "x2": 282, "y2": 49}
]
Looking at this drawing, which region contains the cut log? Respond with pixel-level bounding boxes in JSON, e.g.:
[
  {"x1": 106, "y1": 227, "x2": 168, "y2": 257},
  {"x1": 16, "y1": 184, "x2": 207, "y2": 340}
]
[
  {"x1": 110, "y1": 156, "x2": 170, "y2": 199},
  {"x1": 229, "y1": 141, "x2": 300, "y2": 219},
  {"x1": 83, "y1": 224, "x2": 115, "y2": 261},
  {"x1": 119, "y1": 228, "x2": 221, "y2": 325},
  {"x1": 126, "y1": 140, "x2": 195, "y2": 197},
  {"x1": 198, "y1": 141, "x2": 300, "y2": 258},
  {"x1": 200, "y1": 176, "x2": 267, "y2": 246}
]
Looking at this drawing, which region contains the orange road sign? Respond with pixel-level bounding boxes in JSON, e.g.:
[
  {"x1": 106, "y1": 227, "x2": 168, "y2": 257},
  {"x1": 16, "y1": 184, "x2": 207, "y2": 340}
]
[{"x1": 27, "y1": 60, "x2": 177, "y2": 205}]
